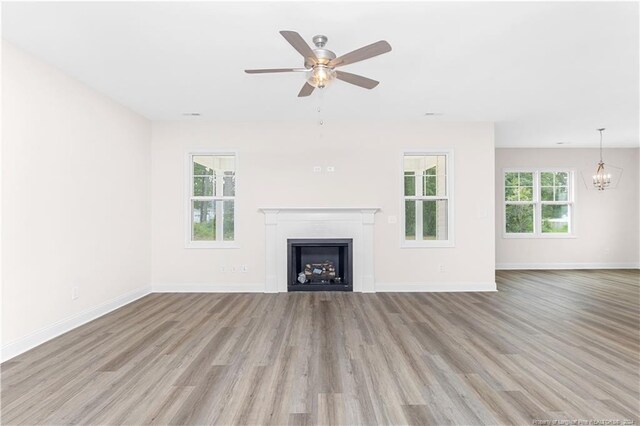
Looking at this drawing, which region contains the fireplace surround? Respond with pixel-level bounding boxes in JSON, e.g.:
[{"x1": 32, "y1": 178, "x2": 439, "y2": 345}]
[{"x1": 259, "y1": 207, "x2": 379, "y2": 292}]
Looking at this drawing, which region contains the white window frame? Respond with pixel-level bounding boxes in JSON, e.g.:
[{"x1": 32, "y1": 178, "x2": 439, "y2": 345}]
[
  {"x1": 185, "y1": 150, "x2": 239, "y2": 249},
  {"x1": 502, "y1": 168, "x2": 576, "y2": 239},
  {"x1": 400, "y1": 149, "x2": 455, "y2": 248}
]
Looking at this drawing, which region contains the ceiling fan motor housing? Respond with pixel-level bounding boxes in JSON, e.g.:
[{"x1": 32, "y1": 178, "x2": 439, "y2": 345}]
[
  {"x1": 307, "y1": 49, "x2": 336, "y2": 68},
  {"x1": 304, "y1": 35, "x2": 336, "y2": 68}
]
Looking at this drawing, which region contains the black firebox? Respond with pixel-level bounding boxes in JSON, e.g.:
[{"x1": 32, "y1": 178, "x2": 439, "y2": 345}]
[{"x1": 287, "y1": 239, "x2": 353, "y2": 292}]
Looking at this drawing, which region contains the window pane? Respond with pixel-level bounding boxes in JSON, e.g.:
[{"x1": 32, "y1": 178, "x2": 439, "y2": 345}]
[
  {"x1": 505, "y1": 204, "x2": 534, "y2": 233},
  {"x1": 193, "y1": 155, "x2": 235, "y2": 174},
  {"x1": 404, "y1": 172, "x2": 415, "y2": 196},
  {"x1": 542, "y1": 204, "x2": 569, "y2": 233},
  {"x1": 193, "y1": 156, "x2": 215, "y2": 176},
  {"x1": 555, "y1": 172, "x2": 568, "y2": 186},
  {"x1": 519, "y1": 187, "x2": 533, "y2": 201},
  {"x1": 423, "y1": 175, "x2": 437, "y2": 196},
  {"x1": 193, "y1": 176, "x2": 214, "y2": 196},
  {"x1": 405, "y1": 200, "x2": 416, "y2": 240},
  {"x1": 404, "y1": 155, "x2": 446, "y2": 196},
  {"x1": 541, "y1": 187, "x2": 554, "y2": 201},
  {"x1": 422, "y1": 200, "x2": 448, "y2": 240},
  {"x1": 540, "y1": 172, "x2": 554, "y2": 186},
  {"x1": 505, "y1": 172, "x2": 533, "y2": 201},
  {"x1": 505, "y1": 187, "x2": 518, "y2": 201},
  {"x1": 505, "y1": 172, "x2": 519, "y2": 187},
  {"x1": 223, "y1": 200, "x2": 234, "y2": 241},
  {"x1": 223, "y1": 172, "x2": 235, "y2": 196},
  {"x1": 555, "y1": 187, "x2": 568, "y2": 201},
  {"x1": 192, "y1": 201, "x2": 215, "y2": 240},
  {"x1": 519, "y1": 172, "x2": 533, "y2": 186}
]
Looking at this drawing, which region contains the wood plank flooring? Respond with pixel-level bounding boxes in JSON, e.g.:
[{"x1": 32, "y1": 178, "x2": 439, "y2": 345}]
[{"x1": 1, "y1": 270, "x2": 639, "y2": 425}]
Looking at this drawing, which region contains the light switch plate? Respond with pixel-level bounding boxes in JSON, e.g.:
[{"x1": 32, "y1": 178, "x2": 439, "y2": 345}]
[{"x1": 326, "y1": 166, "x2": 335, "y2": 172}]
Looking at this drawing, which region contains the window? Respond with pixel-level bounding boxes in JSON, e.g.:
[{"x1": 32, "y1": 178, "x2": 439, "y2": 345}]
[
  {"x1": 402, "y1": 152, "x2": 453, "y2": 247},
  {"x1": 504, "y1": 170, "x2": 574, "y2": 237},
  {"x1": 187, "y1": 153, "x2": 236, "y2": 247}
]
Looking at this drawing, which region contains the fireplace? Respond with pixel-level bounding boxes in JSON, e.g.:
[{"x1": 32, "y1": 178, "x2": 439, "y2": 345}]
[
  {"x1": 287, "y1": 239, "x2": 353, "y2": 291},
  {"x1": 260, "y1": 207, "x2": 379, "y2": 292}
]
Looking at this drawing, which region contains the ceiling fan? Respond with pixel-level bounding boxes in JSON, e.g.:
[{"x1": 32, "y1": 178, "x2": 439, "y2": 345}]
[{"x1": 245, "y1": 31, "x2": 392, "y2": 97}]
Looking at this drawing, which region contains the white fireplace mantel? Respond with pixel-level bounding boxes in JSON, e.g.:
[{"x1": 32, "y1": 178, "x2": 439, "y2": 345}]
[{"x1": 259, "y1": 207, "x2": 380, "y2": 293}]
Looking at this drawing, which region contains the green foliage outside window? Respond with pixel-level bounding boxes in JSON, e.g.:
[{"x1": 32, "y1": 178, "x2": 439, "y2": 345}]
[
  {"x1": 193, "y1": 220, "x2": 215, "y2": 240},
  {"x1": 223, "y1": 200, "x2": 234, "y2": 240},
  {"x1": 421, "y1": 166, "x2": 438, "y2": 239},
  {"x1": 542, "y1": 204, "x2": 569, "y2": 233},
  {"x1": 505, "y1": 204, "x2": 534, "y2": 233},
  {"x1": 423, "y1": 200, "x2": 436, "y2": 239},
  {"x1": 405, "y1": 200, "x2": 416, "y2": 240},
  {"x1": 404, "y1": 172, "x2": 415, "y2": 196},
  {"x1": 505, "y1": 172, "x2": 533, "y2": 202},
  {"x1": 192, "y1": 201, "x2": 215, "y2": 240}
]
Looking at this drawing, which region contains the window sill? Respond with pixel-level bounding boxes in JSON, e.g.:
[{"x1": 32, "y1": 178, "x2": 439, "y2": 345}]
[
  {"x1": 502, "y1": 233, "x2": 576, "y2": 239},
  {"x1": 185, "y1": 241, "x2": 240, "y2": 249},
  {"x1": 401, "y1": 240, "x2": 455, "y2": 248}
]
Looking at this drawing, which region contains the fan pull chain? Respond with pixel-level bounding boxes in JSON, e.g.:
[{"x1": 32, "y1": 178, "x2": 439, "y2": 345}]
[
  {"x1": 318, "y1": 88, "x2": 325, "y2": 127},
  {"x1": 317, "y1": 89, "x2": 325, "y2": 144}
]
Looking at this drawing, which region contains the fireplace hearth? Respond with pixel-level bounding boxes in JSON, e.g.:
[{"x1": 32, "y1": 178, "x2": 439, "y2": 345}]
[{"x1": 287, "y1": 239, "x2": 353, "y2": 292}]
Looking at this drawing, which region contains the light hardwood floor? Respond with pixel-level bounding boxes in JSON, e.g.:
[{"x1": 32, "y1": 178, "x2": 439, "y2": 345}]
[{"x1": 1, "y1": 270, "x2": 639, "y2": 425}]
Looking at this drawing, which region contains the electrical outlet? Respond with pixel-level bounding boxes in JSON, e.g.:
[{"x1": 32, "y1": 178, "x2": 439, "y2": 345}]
[
  {"x1": 438, "y1": 264, "x2": 446, "y2": 273},
  {"x1": 72, "y1": 286, "x2": 79, "y2": 300},
  {"x1": 220, "y1": 266, "x2": 226, "y2": 273},
  {"x1": 387, "y1": 215, "x2": 397, "y2": 224},
  {"x1": 313, "y1": 166, "x2": 322, "y2": 173},
  {"x1": 240, "y1": 265, "x2": 248, "y2": 273}
]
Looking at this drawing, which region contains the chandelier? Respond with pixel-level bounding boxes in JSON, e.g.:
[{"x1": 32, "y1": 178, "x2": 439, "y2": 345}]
[{"x1": 592, "y1": 128, "x2": 611, "y2": 190}]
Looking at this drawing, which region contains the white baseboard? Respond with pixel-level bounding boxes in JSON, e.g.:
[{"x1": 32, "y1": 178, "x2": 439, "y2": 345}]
[
  {"x1": 496, "y1": 262, "x2": 640, "y2": 270},
  {"x1": 1, "y1": 285, "x2": 151, "y2": 363},
  {"x1": 375, "y1": 281, "x2": 497, "y2": 292},
  {"x1": 152, "y1": 283, "x2": 266, "y2": 293}
]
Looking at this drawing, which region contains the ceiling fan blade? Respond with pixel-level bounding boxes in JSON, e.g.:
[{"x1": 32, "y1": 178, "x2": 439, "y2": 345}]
[
  {"x1": 245, "y1": 68, "x2": 307, "y2": 74},
  {"x1": 335, "y1": 71, "x2": 379, "y2": 89},
  {"x1": 280, "y1": 31, "x2": 318, "y2": 65},
  {"x1": 297, "y1": 82, "x2": 315, "y2": 97},
  {"x1": 329, "y1": 40, "x2": 392, "y2": 68}
]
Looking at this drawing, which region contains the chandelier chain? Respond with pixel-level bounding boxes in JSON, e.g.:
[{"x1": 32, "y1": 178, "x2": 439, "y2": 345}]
[{"x1": 598, "y1": 128, "x2": 604, "y2": 163}]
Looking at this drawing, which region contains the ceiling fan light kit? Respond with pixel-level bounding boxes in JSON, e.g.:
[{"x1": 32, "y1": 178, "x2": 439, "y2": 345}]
[
  {"x1": 245, "y1": 31, "x2": 392, "y2": 97},
  {"x1": 307, "y1": 65, "x2": 336, "y2": 89}
]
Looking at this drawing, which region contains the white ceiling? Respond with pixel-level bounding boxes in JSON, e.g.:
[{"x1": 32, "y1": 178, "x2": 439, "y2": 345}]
[{"x1": 2, "y1": 1, "x2": 638, "y2": 147}]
